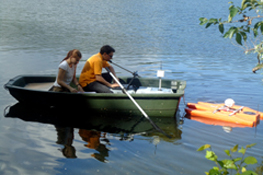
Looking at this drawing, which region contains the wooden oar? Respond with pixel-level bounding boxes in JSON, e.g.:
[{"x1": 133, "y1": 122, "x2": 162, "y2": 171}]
[{"x1": 105, "y1": 67, "x2": 171, "y2": 138}]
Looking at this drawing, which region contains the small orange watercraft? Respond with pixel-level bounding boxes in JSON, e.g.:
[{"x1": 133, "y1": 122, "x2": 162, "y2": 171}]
[{"x1": 185, "y1": 99, "x2": 263, "y2": 127}]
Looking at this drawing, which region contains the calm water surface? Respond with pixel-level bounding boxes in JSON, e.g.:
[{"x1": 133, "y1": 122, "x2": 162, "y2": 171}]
[{"x1": 1, "y1": 0, "x2": 263, "y2": 174}]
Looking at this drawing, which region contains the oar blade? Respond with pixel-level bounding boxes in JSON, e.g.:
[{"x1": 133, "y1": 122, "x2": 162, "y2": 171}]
[{"x1": 147, "y1": 118, "x2": 172, "y2": 138}]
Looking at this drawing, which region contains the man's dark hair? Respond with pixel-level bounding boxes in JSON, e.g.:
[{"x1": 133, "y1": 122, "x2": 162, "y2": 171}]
[{"x1": 100, "y1": 45, "x2": 115, "y2": 55}]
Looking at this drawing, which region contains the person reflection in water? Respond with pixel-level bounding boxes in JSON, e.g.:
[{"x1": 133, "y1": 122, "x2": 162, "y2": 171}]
[
  {"x1": 55, "y1": 126, "x2": 77, "y2": 159},
  {"x1": 79, "y1": 129, "x2": 109, "y2": 162}
]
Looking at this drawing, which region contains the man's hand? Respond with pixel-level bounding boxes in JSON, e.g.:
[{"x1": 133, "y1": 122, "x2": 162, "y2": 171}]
[{"x1": 110, "y1": 83, "x2": 120, "y2": 88}]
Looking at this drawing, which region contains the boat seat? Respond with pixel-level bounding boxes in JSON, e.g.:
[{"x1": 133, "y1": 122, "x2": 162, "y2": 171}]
[{"x1": 25, "y1": 82, "x2": 54, "y2": 91}]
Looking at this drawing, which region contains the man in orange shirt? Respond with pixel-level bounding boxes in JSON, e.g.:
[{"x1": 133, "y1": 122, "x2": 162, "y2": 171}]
[{"x1": 79, "y1": 45, "x2": 119, "y2": 93}]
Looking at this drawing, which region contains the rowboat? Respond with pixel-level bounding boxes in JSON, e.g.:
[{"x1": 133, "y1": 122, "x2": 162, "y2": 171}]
[
  {"x1": 185, "y1": 102, "x2": 263, "y2": 127},
  {"x1": 4, "y1": 75, "x2": 186, "y2": 117}
]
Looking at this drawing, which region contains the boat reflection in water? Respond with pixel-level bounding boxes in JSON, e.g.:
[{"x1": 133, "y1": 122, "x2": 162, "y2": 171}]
[
  {"x1": 184, "y1": 113, "x2": 258, "y2": 134},
  {"x1": 4, "y1": 103, "x2": 182, "y2": 161}
]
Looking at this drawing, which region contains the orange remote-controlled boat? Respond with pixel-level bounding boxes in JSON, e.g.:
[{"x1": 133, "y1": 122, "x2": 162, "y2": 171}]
[{"x1": 185, "y1": 99, "x2": 263, "y2": 127}]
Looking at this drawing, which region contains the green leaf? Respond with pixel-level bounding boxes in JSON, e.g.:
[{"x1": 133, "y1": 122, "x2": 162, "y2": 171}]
[
  {"x1": 241, "y1": 3, "x2": 248, "y2": 10},
  {"x1": 236, "y1": 33, "x2": 242, "y2": 45},
  {"x1": 223, "y1": 159, "x2": 237, "y2": 170},
  {"x1": 213, "y1": 166, "x2": 219, "y2": 171},
  {"x1": 229, "y1": 4, "x2": 234, "y2": 10},
  {"x1": 241, "y1": 0, "x2": 246, "y2": 7},
  {"x1": 238, "y1": 147, "x2": 246, "y2": 154},
  {"x1": 254, "y1": 22, "x2": 261, "y2": 30},
  {"x1": 253, "y1": 28, "x2": 258, "y2": 37},
  {"x1": 197, "y1": 144, "x2": 211, "y2": 151},
  {"x1": 230, "y1": 7, "x2": 239, "y2": 18},
  {"x1": 206, "y1": 151, "x2": 218, "y2": 161},
  {"x1": 246, "y1": 4, "x2": 252, "y2": 9},
  {"x1": 243, "y1": 156, "x2": 257, "y2": 165},
  {"x1": 199, "y1": 17, "x2": 208, "y2": 25},
  {"x1": 240, "y1": 170, "x2": 258, "y2": 175},
  {"x1": 260, "y1": 24, "x2": 263, "y2": 35},
  {"x1": 229, "y1": 27, "x2": 237, "y2": 39},
  {"x1": 206, "y1": 23, "x2": 213, "y2": 28},
  {"x1": 240, "y1": 32, "x2": 247, "y2": 42},
  {"x1": 246, "y1": 143, "x2": 256, "y2": 148},
  {"x1": 228, "y1": 6, "x2": 239, "y2": 22},
  {"x1": 241, "y1": 0, "x2": 249, "y2": 10},
  {"x1": 231, "y1": 144, "x2": 239, "y2": 152},
  {"x1": 219, "y1": 23, "x2": 224, "y2": 34},
  {"x1": 223, "y1": 30, "x2": 231, "y2": 38},
  {"x1": 217, "y1": 160, "x2": 224, "y2": 168},
  {"x1": 224, "y1": 150, "x2": 231, "y2": 156},
  {"x1": 208, "y1": 168, "x2": 220, "y2": 175},
  {"x1": 233, "y1": 157, "x2": 242, "y2": 162},
  {"x1": 208, "y1": 18, "x2": 218, "y2": 24}
]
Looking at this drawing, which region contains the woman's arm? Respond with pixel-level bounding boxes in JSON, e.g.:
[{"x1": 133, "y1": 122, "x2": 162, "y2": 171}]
[
  {"x1": 73, "y1": 76, "x2": 84, "y2": 92},
  {"x1": 57, "y1": 68, "x2": 78, "y2": 92},
  {"x1": 73, "y1": 66, "x2": 84, "y2": 92}
]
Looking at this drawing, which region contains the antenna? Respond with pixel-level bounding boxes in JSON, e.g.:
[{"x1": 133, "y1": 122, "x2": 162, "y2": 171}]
[{"x1": 157, "y1": 61, "x2": 165, "y2": 91}]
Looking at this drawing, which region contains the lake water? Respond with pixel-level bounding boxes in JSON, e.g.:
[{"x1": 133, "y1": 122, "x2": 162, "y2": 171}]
[{"x1": 1, "y1": 0, "x2": 263, "y2": 174}]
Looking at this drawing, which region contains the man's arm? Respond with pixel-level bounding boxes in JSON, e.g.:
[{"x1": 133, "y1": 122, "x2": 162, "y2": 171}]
[
  {"x1": 95, "y1": 74, "x2": 119, "y2": 88},
  {"x1": 108, "y1": 65, "x2": 117, "y2": 77},
  {"x1": 95, "y1": 74, "x2": 112, "y2": 87},
  {"x1": 107, "y1": 65, "x2": 119, "y2": 83}
]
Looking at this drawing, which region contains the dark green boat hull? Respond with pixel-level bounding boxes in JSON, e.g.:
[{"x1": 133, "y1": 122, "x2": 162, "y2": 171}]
[{"x1": 4, "y1": 75, "x2": 186, "y2": 117}]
